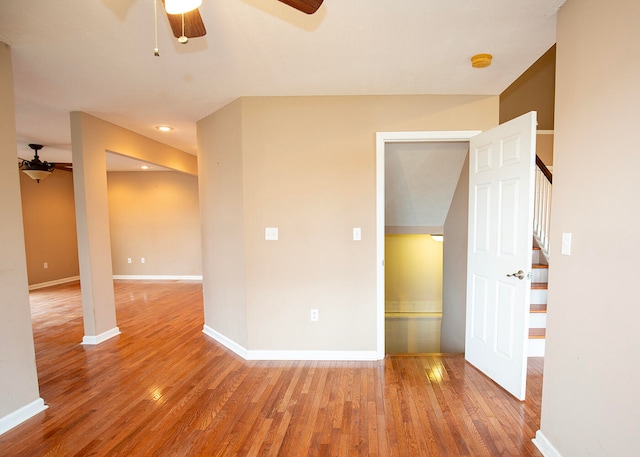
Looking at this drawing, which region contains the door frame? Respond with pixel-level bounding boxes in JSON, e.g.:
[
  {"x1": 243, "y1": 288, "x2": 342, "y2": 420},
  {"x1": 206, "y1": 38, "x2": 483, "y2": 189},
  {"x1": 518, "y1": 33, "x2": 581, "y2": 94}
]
[{"x1": 375, "y1": 130, "x2": 481, "y2": 358}]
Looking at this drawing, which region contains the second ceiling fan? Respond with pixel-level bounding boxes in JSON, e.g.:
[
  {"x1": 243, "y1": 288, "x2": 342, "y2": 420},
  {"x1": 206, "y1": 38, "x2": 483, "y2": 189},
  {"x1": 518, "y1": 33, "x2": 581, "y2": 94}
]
[{"x1": 160, "y1": 0, "x2": 324, "y2": 45}]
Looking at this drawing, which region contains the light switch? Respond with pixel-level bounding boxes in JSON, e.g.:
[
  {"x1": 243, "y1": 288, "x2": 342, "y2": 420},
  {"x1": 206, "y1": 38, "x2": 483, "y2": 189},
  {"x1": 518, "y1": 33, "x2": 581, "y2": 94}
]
[
  {"x1": 353, "y1": 227, "x2": 362, "y2": 241},
  {"x1": 561, "y1": 232, "x2": 572, "y2": 255},
  {"x1": 265, "y1": 227, "x2": 278, "y2": 241}
]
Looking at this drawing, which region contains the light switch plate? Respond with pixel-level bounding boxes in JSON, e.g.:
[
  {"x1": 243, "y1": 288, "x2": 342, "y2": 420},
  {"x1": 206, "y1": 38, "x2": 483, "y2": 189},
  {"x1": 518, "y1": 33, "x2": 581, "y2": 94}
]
[
  {"x1": 561, "y1": 232, "x2": 572, "y2": 255},
  {"x1": 265, "y1": 227, "x2": 278, "y2": 241},
  {"x1": 353, "y1": 227, "x2": 362, "y2": 241}
]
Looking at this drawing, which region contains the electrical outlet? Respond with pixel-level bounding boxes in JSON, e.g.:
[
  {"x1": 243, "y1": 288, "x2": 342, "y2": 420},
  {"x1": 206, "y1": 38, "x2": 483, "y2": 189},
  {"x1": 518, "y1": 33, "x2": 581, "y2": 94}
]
[
  {"x1": 43, "y1": 262, "x2": 48, "y2": 269},
  {"x1": 141, "y1": 258, "x2": 145, "y2": 264},
  {"x1": 127, "y1": 258, "x2": 132, "y2": 264},
  {"x1": 310, "y1": 309, "x2": 319, "y2": 322}
]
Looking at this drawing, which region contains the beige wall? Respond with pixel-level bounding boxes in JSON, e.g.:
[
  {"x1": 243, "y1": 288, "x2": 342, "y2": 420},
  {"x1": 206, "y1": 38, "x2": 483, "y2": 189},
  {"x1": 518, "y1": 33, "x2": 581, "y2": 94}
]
[
  {"x1": 108, "y1": 171, "x2": 201, "y2": 276},
  {"x1": 385, "y1": 234, "x2": 443, "y2": 313},
  {"x1": 20, "y1": 168, "x2": 79, "y2": 286},
  {"x1": 197, "y1": 99, "x2": 248, "y2": 347},
  {"x1": 198, "y1": 95, "x2": 498, "y2": 354},
  {"x1": 538, "y1": 0, "x2": 640, "y2": 455},
  {"x1": 0, "y1": 42, "x2": 43, "y2": 425},
  {"x1": 441, "y1": 154, "x2": 469, "y2": 353}
]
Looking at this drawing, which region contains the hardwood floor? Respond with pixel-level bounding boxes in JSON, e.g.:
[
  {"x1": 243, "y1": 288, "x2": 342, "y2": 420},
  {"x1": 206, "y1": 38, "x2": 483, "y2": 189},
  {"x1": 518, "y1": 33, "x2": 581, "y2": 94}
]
[{"x1": 0, "y1": 281, "x2": 544, "y2": 456}]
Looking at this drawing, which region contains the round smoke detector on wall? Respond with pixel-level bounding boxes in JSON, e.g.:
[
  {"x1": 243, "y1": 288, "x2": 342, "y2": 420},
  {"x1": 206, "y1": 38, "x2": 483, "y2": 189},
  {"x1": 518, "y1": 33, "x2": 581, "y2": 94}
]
[{"x1": 471, "y1": 53, "x2": 493, "y2": 68}]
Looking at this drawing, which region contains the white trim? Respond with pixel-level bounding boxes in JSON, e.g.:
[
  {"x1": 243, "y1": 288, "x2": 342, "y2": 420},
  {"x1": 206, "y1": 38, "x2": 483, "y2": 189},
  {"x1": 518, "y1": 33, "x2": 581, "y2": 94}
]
[
  {"x1": 0, "y1": 398, "x2": 48, "y2": 436},
  {"x1": 203, "y1": 325, "x2": 249, "y2": 359},
  {"x1": 527, "y1": 338, "x2": 546, "y2": 357},
  {"x1": 82, "y1": 327, "x2": 121, "y2": 345},
  {"x1": 29, "y1": 276, "x2": 80, "y2": 290},
  {"x1": 246, "y1": 350, "x2": 380, "y2": 361},
  {"x1": 375, "y1": 130, "x2": 481, "y2": 360},
  {"x1": 532, "y1": 430, "x2": 563, "y2": 457},
  {"x1": 113, "y1": 275, "x2": 203, "y2": 281},
  {"x1": 203, "y1": 325, "x2": 380, "y2": 361}
]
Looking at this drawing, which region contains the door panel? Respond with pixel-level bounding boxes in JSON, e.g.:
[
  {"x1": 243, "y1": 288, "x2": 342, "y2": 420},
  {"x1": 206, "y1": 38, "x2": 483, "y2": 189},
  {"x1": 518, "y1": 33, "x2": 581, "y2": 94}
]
[{"x1": 465, "y1": 112, "x2": 536, "y2": 400}]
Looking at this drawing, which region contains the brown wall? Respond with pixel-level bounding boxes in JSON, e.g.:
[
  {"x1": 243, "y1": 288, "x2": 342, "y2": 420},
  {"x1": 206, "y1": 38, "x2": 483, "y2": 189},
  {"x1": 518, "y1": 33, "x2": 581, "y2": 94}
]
[
  {"x1": 500, "y1": 45, "x2": 556, "y2": 131},
  {"x1": 108, "y1": 171, "x2": 201, "y2": 277},
  {"x1": 198, "y1": 94, "x2": 498, "y2": 354},
  {"x1": 20, "y1": 169, "x2": 79, "y2": 286},
  {"x1": 538, "y1": 0, "x2": 640, "y2": 454}
]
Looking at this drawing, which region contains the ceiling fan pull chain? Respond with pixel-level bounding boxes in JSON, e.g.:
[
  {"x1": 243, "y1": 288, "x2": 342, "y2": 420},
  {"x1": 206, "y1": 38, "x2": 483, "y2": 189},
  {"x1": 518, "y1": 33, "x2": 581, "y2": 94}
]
[
  {"x1": 153, "y1": 0, "x2": 160, "y2": 56},
  {"x1": 178, "y1": 13, "x2": 189, "y2": 44}
]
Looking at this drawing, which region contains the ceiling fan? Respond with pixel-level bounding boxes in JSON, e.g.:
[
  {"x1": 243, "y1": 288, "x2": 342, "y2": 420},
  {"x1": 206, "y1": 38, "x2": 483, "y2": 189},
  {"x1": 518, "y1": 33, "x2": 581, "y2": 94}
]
[
  {"x1": 156, "y1": 0, "x2": 324, "y2": 51},
  {"x1": 19, "y1": 144, "x2": 72, "y2": 183}
]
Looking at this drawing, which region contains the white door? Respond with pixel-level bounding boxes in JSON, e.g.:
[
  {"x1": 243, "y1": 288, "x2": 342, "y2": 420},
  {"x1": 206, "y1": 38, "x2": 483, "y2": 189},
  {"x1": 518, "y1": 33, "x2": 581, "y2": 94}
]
[{"x1": 465, "y1": 112, "x2": 536, "y2": 400}]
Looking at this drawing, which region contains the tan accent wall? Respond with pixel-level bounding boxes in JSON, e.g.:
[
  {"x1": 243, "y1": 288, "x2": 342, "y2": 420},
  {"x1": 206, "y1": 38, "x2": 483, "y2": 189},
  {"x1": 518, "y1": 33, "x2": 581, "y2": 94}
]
[
  {"x1": 107, "y1": 171, "x2": 201, "y2": 276},
  {"x1": 441, "y1": 153, "x2": 469, "y2": 353},
  {"x1": 198, "y1": 95, "x2": 498, "y2": 352},
  {"x1": 20, "y1": 169, "x2": 79, "y2": 286},
  {"x1": 500, "y1": 45, "x2": 556, "y2": 131},
  {"x1": 539, "y1": 0, "x2": 640, "y2": 454},
  {"x1": 0, "y1": 42, "x2": 42, "y2": 420}
]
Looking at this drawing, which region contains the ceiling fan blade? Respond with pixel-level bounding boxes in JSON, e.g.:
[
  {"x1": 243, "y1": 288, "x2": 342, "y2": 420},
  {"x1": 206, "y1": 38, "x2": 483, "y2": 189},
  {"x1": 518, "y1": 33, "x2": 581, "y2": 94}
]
[
  {"x1": 161, "y1": 0, "x2": 206, "y2": 38},
  {"x1": 277, "y1": 0, "x2": 324, "y2": 14},
  {"x1": 54, "y1": 163, "x2": 73, "y2": 171}
]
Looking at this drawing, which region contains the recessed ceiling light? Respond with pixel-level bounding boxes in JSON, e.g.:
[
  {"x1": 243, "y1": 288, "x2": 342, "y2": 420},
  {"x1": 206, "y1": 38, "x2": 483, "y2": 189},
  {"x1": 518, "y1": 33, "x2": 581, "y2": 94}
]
[
  {"x1": 140, "y1": 165, "x2": 150, "y2": 170},
  {"x1": 155, "y1": 125, "x2": 174, "y2": 132}
]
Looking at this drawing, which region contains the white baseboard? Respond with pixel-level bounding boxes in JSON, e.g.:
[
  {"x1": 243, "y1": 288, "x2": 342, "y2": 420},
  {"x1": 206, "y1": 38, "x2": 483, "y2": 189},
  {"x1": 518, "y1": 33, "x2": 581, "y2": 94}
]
[
  {"x1": 113, "y1": 275, "x2": 202, "y2": 281},
  {"x1": 202, "y1": 325, "x2": 249, "y2": 359},
  {"x1": 533, "y1": 430, "x2": 563, "y2": 457},
  {"x1": 82, "y1": 327, "x2": 121, "y2": 345},
  {"x1": 246, "y1": 349, "x2": 380, "y2": 361},
  {"x1": 29, "y1": 276, "x2": 80, "y2": 290},
  {"x1": 0, "y1": 398, "x2": 48, "y2": 436},
  {"x1": 202, "y1": 325, "x2": 381, "y2": 361}
]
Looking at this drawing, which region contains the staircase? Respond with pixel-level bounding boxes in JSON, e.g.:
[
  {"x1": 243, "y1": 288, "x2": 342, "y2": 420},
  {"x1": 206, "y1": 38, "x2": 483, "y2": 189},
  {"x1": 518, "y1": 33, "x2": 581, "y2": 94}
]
[
  {"x1": 528, "y1": 243, "x2": 548, "y2": 357},
  {"x1": 528, "y1": 155, "x2": 552, "y2": 357}
]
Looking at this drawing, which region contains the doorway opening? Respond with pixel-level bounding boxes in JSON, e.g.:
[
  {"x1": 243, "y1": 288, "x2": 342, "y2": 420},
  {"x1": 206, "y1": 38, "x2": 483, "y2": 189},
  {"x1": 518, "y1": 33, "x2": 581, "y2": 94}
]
[{"x1": 376, "y1": 131, "x2": 479, "y2": 357}]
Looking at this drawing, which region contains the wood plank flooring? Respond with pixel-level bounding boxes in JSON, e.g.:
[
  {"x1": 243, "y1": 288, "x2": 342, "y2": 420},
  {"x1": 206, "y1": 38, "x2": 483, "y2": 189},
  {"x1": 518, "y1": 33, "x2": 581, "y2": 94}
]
[{"x1": 0, "y1": 281, "x2": 544, "y2": 456}]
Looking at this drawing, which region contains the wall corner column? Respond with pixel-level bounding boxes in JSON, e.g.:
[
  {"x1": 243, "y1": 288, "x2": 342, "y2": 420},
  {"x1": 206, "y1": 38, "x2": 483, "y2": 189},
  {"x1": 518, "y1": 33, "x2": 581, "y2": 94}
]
[
  {"x1": 70, "y1": 111, "x2": 119, "y2": 344},
  {"x1": 0, "y1": 41, "x2": 47, "y2": 435}
]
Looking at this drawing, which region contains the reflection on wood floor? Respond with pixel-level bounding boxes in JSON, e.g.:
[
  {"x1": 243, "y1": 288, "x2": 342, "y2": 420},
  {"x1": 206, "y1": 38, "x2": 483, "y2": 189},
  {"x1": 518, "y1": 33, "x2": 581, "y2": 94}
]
[
  {"x1": 385, "y1": 313, "x2": 442, "y2": 353},
  {"x1": 0, "y1": 280, "x2": 544, "y2": 456}
]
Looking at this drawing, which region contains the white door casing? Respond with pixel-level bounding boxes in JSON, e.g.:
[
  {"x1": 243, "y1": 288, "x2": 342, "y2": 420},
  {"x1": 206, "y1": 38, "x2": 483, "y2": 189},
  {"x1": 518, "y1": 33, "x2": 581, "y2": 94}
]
[
  {"x1": 465, "y1": 112, "x2": 536, "y2": 400},
  {"x1": 375, "y1": 130, "x2": 481, "y2": 359}
]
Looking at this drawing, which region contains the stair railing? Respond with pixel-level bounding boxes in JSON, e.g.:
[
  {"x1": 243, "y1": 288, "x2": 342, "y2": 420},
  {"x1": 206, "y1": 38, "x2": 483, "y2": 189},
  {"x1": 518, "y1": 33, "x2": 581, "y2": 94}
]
[{"x1": 533, "y1": 156, "x2": 552, "y2": 263}]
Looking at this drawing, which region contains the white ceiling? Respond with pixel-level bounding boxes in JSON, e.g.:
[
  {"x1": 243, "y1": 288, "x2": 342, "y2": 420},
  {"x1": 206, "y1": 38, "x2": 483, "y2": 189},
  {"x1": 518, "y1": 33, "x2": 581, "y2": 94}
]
[
  {"x1": 386, "y1": 141, "x2": 468, "y2": 228},
  {"x1": 1, "y1": 0, "x2": 565, "y2": 169}
]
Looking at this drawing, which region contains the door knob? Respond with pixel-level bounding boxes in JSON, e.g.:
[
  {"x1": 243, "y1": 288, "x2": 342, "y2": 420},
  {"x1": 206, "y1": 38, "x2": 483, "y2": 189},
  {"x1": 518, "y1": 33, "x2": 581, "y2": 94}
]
[{"x1": 506, "y1": 270, "x2": 527, "y2": 280}]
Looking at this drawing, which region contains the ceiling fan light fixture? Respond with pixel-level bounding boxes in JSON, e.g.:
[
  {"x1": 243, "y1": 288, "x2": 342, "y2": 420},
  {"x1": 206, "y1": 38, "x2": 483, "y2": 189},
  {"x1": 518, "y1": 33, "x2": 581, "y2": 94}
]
[
  {"x1": 22, "y1": 168, "x2": 53, "y2": 183},
  {"x1": 165, "y1": 0, "x2": 202, "y2": 15},
  {"x1": 20, "y1": 144, "x2": 55, "y2": 183}
]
